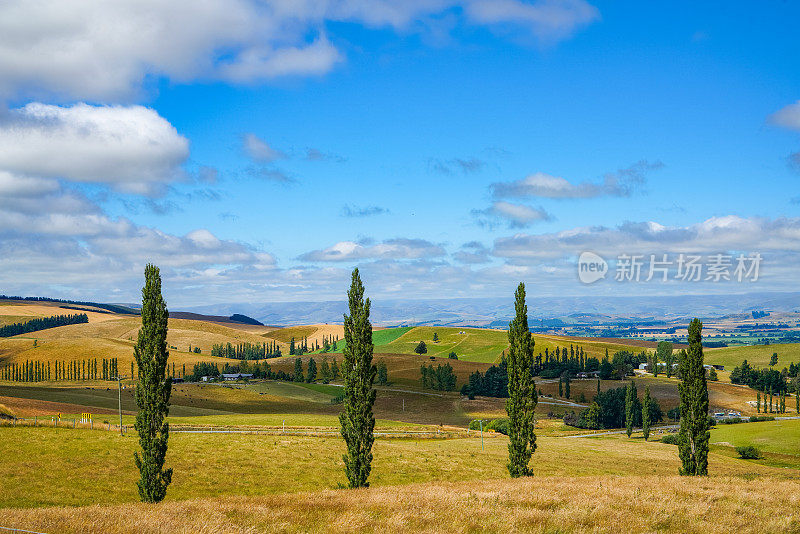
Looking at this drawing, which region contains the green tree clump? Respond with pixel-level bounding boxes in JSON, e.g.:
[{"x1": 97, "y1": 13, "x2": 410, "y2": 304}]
[
  {"x1": 505, "y1": 282, "x2": 537, "y2": 478},
  {"x1": 339, "y1": 269, "x2": 377, "y2": 488},
  {"x1": 414, "y1": 341, "x2": 428, "y2": 354},
  {"x1": 678, "y1": 319, "x2": 710, "y2": 476},
  {"x1": 133, "y1": 264, "x2": 173, "y2": 503}
]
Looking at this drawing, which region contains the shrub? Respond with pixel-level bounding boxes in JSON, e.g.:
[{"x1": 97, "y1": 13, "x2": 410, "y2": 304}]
[
  {"x1": 749, "y1": 415, "x2": 776, "y2": 422},
  {"x1": 485, "y1": 418, "x2": 509, "y2": 435},
  {"x1": 468, "y1": 418, "x2": 509, "y2": 435},
  {"x1": 660, "y1": 433, "x2": 679, "y2": 445},
  {"x1": 414, "y1": 341, "x2": 427, "y2": 354},
  {"x1": 736, "y1": 445, "x2": 761, "y2": 459},
  {"x1": 718, "y1": 417, "x2": 743, "y2": 424},
  {"x1": 448, "y1": 352, "x2": 458, "y2": 360}
]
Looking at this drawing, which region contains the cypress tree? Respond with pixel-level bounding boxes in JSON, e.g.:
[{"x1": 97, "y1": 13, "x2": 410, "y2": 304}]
[
  {"x1": 133, "y1": 264, "x2": 173, "y2": 502},
  {"x1": 642, "y1": 386, "x2": 652, "y2": 441},
  {"x1": 505, "y1": 282, "x2": 537, "y2": 478},
  {"x1": 558, "y1": 377, "x2": 563, "y2": 397},
  {"x1": 339, "y1": 268, "x2": 376, "y2": 488},
  {"x1": 563, "y1": 374, "x2": 570, "y2": 399},
  {"x1": 596, "y1": 379, "x2": 601, "y2": 397},
  {"x1": 678, "y1": 318, "x2": 710, "y2": 476},
  {"x1": 306, "y1": 357, "x2": 317, "y2": 383},
  {"x1": 625, "y1": 380, "x2": 636, "y2": 437},
  {"x1": 294, "y1": 358, "x2": 303, "y2": 382},
  {"x1": 757, "y1": 391, "x2": 761, "y2": 413}
]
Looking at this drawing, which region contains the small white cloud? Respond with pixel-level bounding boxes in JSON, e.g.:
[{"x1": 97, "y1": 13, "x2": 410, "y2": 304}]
[
  {"x1": 768, "y1": 101, "x2": 800, "y2": 131},
  {"x1": 243, "y1": 134, "x2": 287, "y2": 162},
  {"x1": 473, "y1": 201, "x2": 552, "y2": 229},
  {"x1": 491, "y1": 160, "x2": 663, "y2": 200}
]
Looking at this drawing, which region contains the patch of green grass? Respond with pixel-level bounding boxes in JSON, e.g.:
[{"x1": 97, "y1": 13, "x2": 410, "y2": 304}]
[
  {"x1": 710, "y1": 418, "x2": 800, "y2": 457},
  {"x1": 705, "y1": 343, "x2": 800, "y2": 370}
]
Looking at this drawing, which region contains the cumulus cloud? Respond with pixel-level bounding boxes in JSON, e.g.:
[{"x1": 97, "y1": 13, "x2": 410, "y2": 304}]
[
  {"x1": 453, "y1": 241, "x2": 491, "y2": 264},
  {"x1": 492, "y1": 215, "x2": 800, "y2": 261},
  {"x1": 0, "y1": 103, "x2": 189, "y2": 195},
  {"x1": 298, "y1": 238, "x2": 446, "y2": 262},
  {"x1": 472, "y1": 201, "x2": 552, "y2": 229},
  {"x1": 768, "y1": 101, "x2": 800, "y2": 131},
  {"x1": 491, "y1": 160, "x2": 663, "y2": 200},
  {"x1": 0, "y1": 0, "x2": 600, "y2": 101},
  {"x1": 340, "y1": 205, "x2": 389, "y2": 217}
]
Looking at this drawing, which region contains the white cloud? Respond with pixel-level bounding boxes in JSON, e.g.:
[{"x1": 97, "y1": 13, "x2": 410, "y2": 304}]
[
  {"x1": 243, "y1": 134, "x2": 287, "y2": 162},
  {"x1": 0, "y1": 103, "x2": 189, "y2": 195},
  {"x1": 768, "y1": 101, "x2": 800, "y2": 131},
  {"x1": 472, "y1": 201, "x2": 551, "y2": 228},
  {"x1": 464, "y1": 0, "x2": 600, "y2": 43},
  {"x1": 492, "y1": 215, "x2": 800, "y2": 261},
  {"x1": 299, "y1": 238, "x2": 446, "y2": 262},
  {"x1": 0, "y1": 0, "x2": 599, "y2": 101},
  {"x1": 491, "y1": 160, "x2": 663, "y2": 199}
]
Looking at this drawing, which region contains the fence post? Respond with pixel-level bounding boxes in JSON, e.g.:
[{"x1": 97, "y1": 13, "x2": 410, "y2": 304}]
[
  {"x1": 73, "y1": 418, "x2": 76, "y2": 429},
  {"x1": 13, "y1": 417, "x2": 16, "y2": 427},
  {"x1": 34, "y1": 416, "x2": 37, "y2": 427}
]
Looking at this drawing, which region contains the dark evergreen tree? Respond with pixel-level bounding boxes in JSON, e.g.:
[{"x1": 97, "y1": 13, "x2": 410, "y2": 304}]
[
  {"x1": 306, "y1": 357, "x2": 317, "y2": 383},
  {"x1": 376, "y1": 361, "x2": 388, "y2": 385},
  {"x1": 320, "y1": 357, "x2": 331, "y2": 384},
  {"x1": 294, "y1": 358, "x2": 303, "y2": 382},
  {"x1": 331, "y1": 358, "x2": 339, "y2": 380},
  {"x1": 678, "y1": 319, "x2": 710, "y2": 476},
  {"x1": 133, "y1": 264, "x2": 173, "y2": 503},
  {"x1": 339, "y1": 268, "x2": 376, "y2": 488},
  {"x1": 505, "y1": 282, "x2": 537, "y2": 478}
]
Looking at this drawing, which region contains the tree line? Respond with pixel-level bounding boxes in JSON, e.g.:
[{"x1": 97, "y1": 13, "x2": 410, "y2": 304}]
[
  {"x1": 210, "y1": 341, "x2": 281, "y2": 360},
  {"x1": 0, "y1": 357, "x2": 192, "y2": 382},
  {"x1": 0, "y1": 313, "x2": 88, "y2": 337}
]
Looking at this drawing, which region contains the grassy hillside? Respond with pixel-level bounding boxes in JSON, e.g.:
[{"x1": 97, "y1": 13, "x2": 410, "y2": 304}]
[
  {"x1": 325, "y1": 326, "x2": 648, "y2": 363},
  {"x1": 705, "y1": 342, "x2": 800, "y2": 370}
]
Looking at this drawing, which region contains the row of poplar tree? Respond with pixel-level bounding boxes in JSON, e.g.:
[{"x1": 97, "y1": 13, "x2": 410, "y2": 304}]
[{"x1": 2, "y1": 357, "x2": 119, "y2": 382}]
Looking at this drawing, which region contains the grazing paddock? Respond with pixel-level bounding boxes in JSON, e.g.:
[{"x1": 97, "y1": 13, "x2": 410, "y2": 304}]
[{"x1": 0, "y1": 426, "x2": 787, "y2": 509}]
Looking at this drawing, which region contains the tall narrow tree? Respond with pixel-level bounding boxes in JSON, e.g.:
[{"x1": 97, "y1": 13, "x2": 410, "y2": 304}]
[
  {"x1": 678, "y1": 318, "x2": 710, "y2": 476},
  {"x1": 133, "y1": 264, "x2": 173, "y2": 502},
  {"x1": 339, "y1": 268, "x2": 376, "y2": 488},
  {"x1": 642, "y1": 386, "x2": 652, "y2": 441},
  {"x1": 506, "y1": 282, "x2": 537, "y2": 477}
]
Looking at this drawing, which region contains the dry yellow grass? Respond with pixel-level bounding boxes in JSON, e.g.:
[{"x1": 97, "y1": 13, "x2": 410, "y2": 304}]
[
  {"x1": 0, "y1": 316, "x2": 282, "y2": 371},
  {"x1": 3, "y1": 474, "x2": 799, "y2": 533},
  {"x1": 0, "y1": 302, "x2": 115, "y2": 324}
]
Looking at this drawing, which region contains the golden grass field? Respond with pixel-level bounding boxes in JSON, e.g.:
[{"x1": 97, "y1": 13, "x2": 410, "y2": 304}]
[{"x1": 1, "y1": 425, "x2": 798, "y2": 532}]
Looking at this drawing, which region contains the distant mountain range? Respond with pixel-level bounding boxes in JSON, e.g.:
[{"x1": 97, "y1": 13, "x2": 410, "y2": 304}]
[{"x1": 182, "y1": 291, "x2": 800, "y2": 327}]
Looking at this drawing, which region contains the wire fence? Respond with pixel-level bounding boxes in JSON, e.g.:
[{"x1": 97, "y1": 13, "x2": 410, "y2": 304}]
[
  {"x1": 1, "y1": 417, "x2": 499, "y2": 440},
  {"x1": 0, "y1": 416, "x2": 129, "y2": 434}
]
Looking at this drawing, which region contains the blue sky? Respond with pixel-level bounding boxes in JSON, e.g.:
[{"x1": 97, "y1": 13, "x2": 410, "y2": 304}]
[{"x1": 0, "y1": 1, "x2": 799, "y2": 306}]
